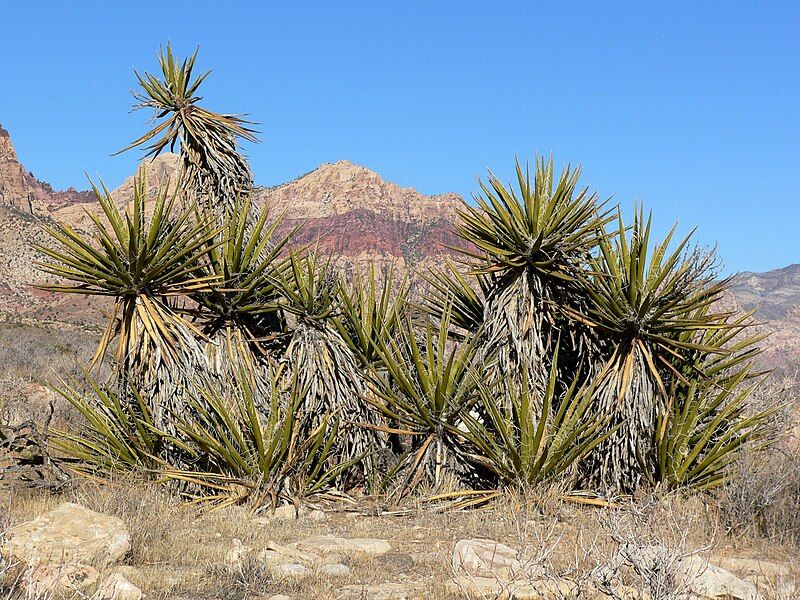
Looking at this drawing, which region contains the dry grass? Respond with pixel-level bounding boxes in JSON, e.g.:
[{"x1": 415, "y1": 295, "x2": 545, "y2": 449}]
[{"x1": 1, "y1": 479, "x2": 798, "y2": 599}]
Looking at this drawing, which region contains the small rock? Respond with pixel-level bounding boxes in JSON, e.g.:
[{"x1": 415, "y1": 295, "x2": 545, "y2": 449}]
[
  {"x1": 687, "y1": 558, "x2": 763, "y2": 600},
  {"x1": 306, "y1": 509, "x2": 327, "y2": 522},
  {"x1": 225, "y1": 538, "x2": 250, "y2": 566},
  {"x1": 266, "y1": 596, "x2": 290, "y2": 600},
  {"x1": 712, "y1": 557, "x2": 790, "y2": 582},
  {"x1": 452, "y1": 538, "x2": 535, "y2": 579},
  {"x1": 625, "y1": 546, "x2": 763, "y2": 600},
  {"x1": 290, "y1": 536, "x2": 391, "y2": 558},
  {"x1": 94, "y1": 572, "x2": 143, "y2": 600},
  {"x1": 253, "y1": 504, "x2": 299, "y2": 524},
  {"x1": 272, "y1": 562, "x2": 311, "y2": 579},
  {"x1": 339, "y1": 582, "x2": 416, "y2": 599},
  {"x1": 320, "y1": 562, "x2": 351, "y2": 577},
  {"x1": 1, "y1": 502, "x2": 130, "y2": 568},
  {"x1": 266, "y1": 540, "x2": 322, "y2": 563}
]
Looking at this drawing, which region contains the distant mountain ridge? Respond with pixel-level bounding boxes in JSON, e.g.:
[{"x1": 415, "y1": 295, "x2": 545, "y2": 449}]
[{"x1": 1, "y1": 123, "x2": 799, "y2": 371}]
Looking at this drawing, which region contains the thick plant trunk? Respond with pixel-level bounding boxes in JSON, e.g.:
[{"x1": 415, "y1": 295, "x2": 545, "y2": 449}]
[
  {"x1": 480, "y1": 273, "x2": 554, "y2": 418},
  {"x1": 282, "y1": 320, "x2": 386, "y2": 487},
  {"x1": 584, "y1": 348, "x2": 659, "y2": 494}
]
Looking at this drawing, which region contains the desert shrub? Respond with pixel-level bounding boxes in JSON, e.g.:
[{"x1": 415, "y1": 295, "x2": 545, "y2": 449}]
[
  {"x1": 50, "y1": 365, "x2": 347, "y2": 508},
  {"x1": 366, "y1": 307, "x2": 484, "y2": 494},
  {"x1": 459, "y1": 353, "x2": 613, "y2": 489},
  {"x1": 718, "y1": 374, "x2": 800, "y2": 545}
]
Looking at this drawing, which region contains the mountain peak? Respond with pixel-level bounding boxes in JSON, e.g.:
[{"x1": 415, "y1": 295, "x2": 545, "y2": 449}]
[
  {"x1": 0, "y1": 123, "x2": 19, "y2": 162},
  {"x1": 264, "y1": 159, "x2": 461, "y2": 219}
]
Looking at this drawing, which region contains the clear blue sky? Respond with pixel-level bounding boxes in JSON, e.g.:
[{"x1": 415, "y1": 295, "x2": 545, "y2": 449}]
[{"x1": 1, "y1": 2, "x2": 798, "y2": 274}]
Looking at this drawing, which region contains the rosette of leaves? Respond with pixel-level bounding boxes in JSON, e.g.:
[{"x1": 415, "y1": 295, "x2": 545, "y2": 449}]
[
  {"x1": 575, "y1": 207, "x2": 749, "y2": 492},
  {"x1": 366, "y1": 307, "x2": 484, "y2": 495},
  {"x1": 335, "y1": 265, "x2": 410, "y2": 368},
  {"x1": 35, "y1": 175, "x2": 216, "y2": 429},
  {"x1": 428, "y1": 157, "x2": 610, "y2": 418},
  {"x1": 191, "y1": 196, "x2": 299, "y2": 407},
  {"x1": 458, "y1": 347, "x2": 614, "y2": 488},
  {"x1": 117, "y1": 44, "x2": 258, "y2": 221}
]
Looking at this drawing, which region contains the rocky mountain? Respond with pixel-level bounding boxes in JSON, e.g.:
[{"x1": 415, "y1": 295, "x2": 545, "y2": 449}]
[
  {"x1": 729, "y1": 265, "x2": 800, "y2": 373},
  {"x1": 257, "y1": 160, "x2": 462, "y2": 272},
  {"x1": 0, "y1": 125, "x2": 463, "y2": 325},
  {"x1": 1, "y1": 123, "x2": 799, "y2": 372},
  {"x1": 0, "y1": 125, "x2": 93, "y2": 217}
]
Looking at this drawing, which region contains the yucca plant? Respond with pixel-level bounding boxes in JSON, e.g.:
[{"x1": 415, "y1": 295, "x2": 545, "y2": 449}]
[
  {"x1": 118, "y1": 44, "x2": 258, "y2": 220},
  {"x1": 160, "y1": 365, "x2": 347, "y2": 509},
  {"x1": 275, "y1": 251, "x2": 384, "y2": 487},
  {"x1": 366, "y1": 308, "x2": 484, "y2": 495},
  {"x1": 655, "y1": 370, "x2": 778, "y2": 491},
  {"x1": 191, "y1": 196, "x2": 299, "y2": 406},
  {"x1": 35, "y1": 176, "x2": 216, "y2": 431},
  {"x1": 575, "y1": 207, "x2": 744, "y2": 493},
  {"x1": 335, "y1": 265, "x2": 410, "y2": 368},
  {"x1": 458, "y1": 349, "x2": 615, "y2": 488},
  {"x1": 435, "y1": 156, "x2": 610, "y2": 418},
  {"x1": 421, "y1": 260, "x2": 492, "y2": 337},
  {"x1": 50, "y1": 374, "x2": 165, "y2": 478}
]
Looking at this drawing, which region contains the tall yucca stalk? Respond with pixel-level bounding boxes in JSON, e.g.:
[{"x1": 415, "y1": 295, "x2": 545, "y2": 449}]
[
  {"x1": 276, "y1": 252, "x2": 384, "y2": 487},
  {"x1": 35, "y1": 176, "x2": 216, "y2": 428},
  {"x1": 118, "y1": 44, "x2": 258, "y2": 221},
  {"x1": 442, "y1": 156, "x2": 610, "y2": 416},
  {"x1": 576, "y1": 207, "x2": 741, "y2": 492}
]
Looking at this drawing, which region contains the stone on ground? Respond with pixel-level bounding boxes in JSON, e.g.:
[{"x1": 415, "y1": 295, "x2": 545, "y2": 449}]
[
  {"x1": 94, "y1": 572, "x2": 143, "y2": 600},
  {"x1": 625, "y1": 546, "x2": 764, "y2": 600},
  {"x1": 452, "y1": 538, "x2": 536, "y2": 579},
  {"x1": 272, "y1": 562, "x2": 311, "y2": 579},
  {"x1": 289, "y1": 535, "x2": 392, "y2": 558},
  {"x1": 319, "y1": 562, "x2": 351, "y2": 577},
  {"x1": 23, "y1": 564, "x2": 100, "y2": 597},
  {"x1": 339, "y1": 582, "x2": 420, "y2": 599},
  {"x1": 1, "y1": 502, "x2": 130, "y2": 568}
]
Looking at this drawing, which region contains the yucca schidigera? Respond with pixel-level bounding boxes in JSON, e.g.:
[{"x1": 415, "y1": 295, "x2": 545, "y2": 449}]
[
  {"x1": 38, "y1": 42, "x2": 774, "y2": 500},
  {"x1": 276, "y1": 252, "x2": 387, "y2": 486},
  {"x1": 118, "y1": 44, "x2": 257, "y2": 222},
  {"x1": 575, "y1": 208, "x2": 762, "y2": 492},
  {"x1": 446, "y1": 157, "x2": 610, "y2": 420},
  {"x1": 365, "y1": 307, "x2": 483, "y2": 494},
  {"x1": 35, "y1": 174, "x2": 216, "y2": 432}
]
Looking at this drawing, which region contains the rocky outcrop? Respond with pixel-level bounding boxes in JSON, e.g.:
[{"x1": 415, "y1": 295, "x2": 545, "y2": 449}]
[
  {"x1": 0, "y1": 503, "x2": 138, "y2": 599},
  {"x1": 0, "y1": 124, "x2": 92, "y2": 217}
]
